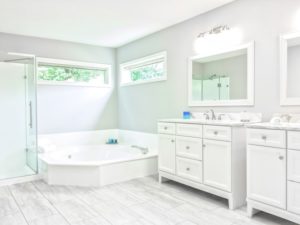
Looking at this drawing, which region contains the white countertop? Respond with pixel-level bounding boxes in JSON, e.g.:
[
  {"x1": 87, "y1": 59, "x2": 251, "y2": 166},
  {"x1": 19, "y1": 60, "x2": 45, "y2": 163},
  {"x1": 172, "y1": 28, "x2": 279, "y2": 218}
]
[
  {"x1": 246, "y1": 122, "x2": 300, "y2": 131},
  {"x1": 158, "y1": 118, "x2": 249, "y2": 127}
]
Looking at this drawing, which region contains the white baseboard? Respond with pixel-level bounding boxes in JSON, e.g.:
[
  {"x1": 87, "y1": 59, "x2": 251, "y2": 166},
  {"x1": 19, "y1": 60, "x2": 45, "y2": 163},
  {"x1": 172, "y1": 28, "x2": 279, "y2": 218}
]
[{"x1": 0, "y1": 174, "x2": 42, "y2": 187}]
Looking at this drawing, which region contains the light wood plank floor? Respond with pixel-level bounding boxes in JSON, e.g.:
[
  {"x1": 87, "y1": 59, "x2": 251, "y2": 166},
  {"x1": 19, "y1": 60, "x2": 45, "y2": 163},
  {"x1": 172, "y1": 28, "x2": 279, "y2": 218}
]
[{"x1": 0, "y1": 176, "x2": 297, "y2": 225}]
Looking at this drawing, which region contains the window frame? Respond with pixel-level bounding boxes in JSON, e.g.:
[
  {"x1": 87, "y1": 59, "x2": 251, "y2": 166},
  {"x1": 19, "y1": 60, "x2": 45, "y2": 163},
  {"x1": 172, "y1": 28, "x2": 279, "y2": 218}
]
[
  {"x1": 36, "y1": 57, "x2": 112, "y2": 88},
  {"x1": 119, "y1": 51, "x2": 167, "y2": 87}
]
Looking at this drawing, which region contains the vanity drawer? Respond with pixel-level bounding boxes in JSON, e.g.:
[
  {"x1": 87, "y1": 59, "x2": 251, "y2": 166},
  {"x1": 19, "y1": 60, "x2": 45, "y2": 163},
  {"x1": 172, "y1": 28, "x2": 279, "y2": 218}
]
[
  {"x1": 288, "y1": 131, "x2": 300, "y2": 150},
  {"x1": 288, "y1": 181, "x2": 300, "y2": 215},
  {"x1": 158, "y1": 123, "x2": 175, "y2": 134},
  {"x1": 176, "y1": 136, "x2": 202, "y2": 160},
  {"x1": 247, "y1": 128, "x2": 286, "y2": 148},
  {"x1": 288, "y1": 150, "x2": 300, "y2": 183},
  {"x1": 176, "y1": 157, "x2": 203, "y2": 183},
  {"x1": 203, "y1": 125, "x2": 231, "y2": 141},
  {"x1": 176, "y1": 123, "x2": 202, "y2": 137}
]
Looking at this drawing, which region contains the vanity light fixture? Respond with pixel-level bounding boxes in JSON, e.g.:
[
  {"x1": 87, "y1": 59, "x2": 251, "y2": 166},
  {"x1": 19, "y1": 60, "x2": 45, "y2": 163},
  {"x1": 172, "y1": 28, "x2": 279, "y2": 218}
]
[
  {"x1": 197, "y1": 25, "x2": 230, "y2": 38},
  {"x1": 194, "y1": 25, "x2": 242, "y2": 54}
]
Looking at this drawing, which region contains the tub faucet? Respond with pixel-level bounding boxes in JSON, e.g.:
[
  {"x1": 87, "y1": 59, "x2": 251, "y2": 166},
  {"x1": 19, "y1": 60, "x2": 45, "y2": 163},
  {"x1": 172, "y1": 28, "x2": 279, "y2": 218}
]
[{"x1": 131, "y1": 145, "x2": 149, "y2": 154}]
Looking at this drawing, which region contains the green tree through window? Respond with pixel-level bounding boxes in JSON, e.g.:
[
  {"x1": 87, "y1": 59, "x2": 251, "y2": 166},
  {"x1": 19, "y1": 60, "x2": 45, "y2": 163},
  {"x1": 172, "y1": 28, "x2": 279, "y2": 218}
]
[
  {"x1": 38, "y1": 65, "x2": 107, "y2": 84},
  {"x1": 130, "y1": 62, "x2": 164, "y2": 82}
]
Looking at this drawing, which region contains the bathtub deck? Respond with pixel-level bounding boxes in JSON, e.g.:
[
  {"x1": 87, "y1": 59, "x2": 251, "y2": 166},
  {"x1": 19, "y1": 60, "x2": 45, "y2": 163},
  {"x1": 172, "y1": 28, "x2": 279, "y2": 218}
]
[{"x1": 0, "y1": 176, "x2": 296, "y2": 225}]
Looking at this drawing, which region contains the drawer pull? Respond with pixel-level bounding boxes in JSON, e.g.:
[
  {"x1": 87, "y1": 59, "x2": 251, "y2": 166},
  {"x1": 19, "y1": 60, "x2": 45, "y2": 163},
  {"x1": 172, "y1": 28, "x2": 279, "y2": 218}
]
[
  {"x1": 214, "y1": 131, "x2": 218, "y2": 135},
  {"x1": 186, "y1": 167, "x2": 190, "y2": 171},
  {"x1": 203, "y1": 144, "x2": 206, "y2": 148},
  {"x1": 279, "y1": 155, "x2": 284, "y2": 160},
  {"x1": 186, "y1": 146, "x2": 190, "y2": 150},
  {"x1": 164, "y1": 127, "x2": 168, "y2": 130},
  {"x1": 171, "y1": 139, "x2": 175, "y2": 143},
  {"x1": 261, "y1": 135, "x2": 267, "y2": 140}
]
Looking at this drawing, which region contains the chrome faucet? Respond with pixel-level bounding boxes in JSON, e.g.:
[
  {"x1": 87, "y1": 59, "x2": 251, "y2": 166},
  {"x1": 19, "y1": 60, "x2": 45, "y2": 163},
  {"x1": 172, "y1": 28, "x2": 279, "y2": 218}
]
[
  {"x1": 280, "y1": 114, "x2": 291, "y2": 122},
  {"x1": 218, "y1": 113, "x2": 226, "y2": 120},
  {"x1": 210, "y1": 109, "x2": 217, "y2": 120},
  {"x1": 203, "y1": 112, "x2": 210, "y2": 120}
]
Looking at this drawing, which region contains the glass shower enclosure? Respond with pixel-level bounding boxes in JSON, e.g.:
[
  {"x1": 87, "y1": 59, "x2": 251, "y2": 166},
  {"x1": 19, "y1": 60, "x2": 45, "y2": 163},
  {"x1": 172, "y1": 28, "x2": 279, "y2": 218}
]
[{"x1": 0, "y1": 52, "x2": 38, "y2": 180}]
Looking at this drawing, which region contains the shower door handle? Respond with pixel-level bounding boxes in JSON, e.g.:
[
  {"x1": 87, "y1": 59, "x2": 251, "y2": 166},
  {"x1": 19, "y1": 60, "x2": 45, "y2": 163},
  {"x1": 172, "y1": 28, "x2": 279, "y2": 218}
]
[{"x1": 29, "y1": 101, "x2": 33, "y2": 129}]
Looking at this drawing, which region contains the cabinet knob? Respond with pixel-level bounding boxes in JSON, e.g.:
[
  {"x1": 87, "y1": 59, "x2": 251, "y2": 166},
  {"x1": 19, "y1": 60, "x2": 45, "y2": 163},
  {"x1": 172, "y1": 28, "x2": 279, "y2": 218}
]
[
  {"x1": 164, "y1": 127, "x2": 168, "y2": 130},
  {"x1": 203, "y1": 144, "x2": 206, "y2": 148},
  {"x1": 279, "y1": 155, "x2": 284, "y2": 160},
  {"x1": 186, "y1": 146, "x2": 190, "y2": 150},
  {"x1": 186, "y1": 167, "x2": 190, "y2": 171},
  {"x1": 214, "y1": 131, "x2": 218, "y2": 135},
  {"x1": 171, "y1": 140, "x2": 175, "y2": 143},
  {"x1": 262, "y1": 135, "x2": 267, "y2": 140}
]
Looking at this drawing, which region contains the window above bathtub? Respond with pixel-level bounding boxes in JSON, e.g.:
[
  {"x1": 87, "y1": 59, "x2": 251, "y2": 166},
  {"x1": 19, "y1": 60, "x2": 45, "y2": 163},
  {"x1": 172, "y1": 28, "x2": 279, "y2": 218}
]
[
  {"x1": 37, "y1": 58, "x2": 112, "y2": 87},
  {"x1": 119, "y1": 51, "x2": 167, "y2": 86}
]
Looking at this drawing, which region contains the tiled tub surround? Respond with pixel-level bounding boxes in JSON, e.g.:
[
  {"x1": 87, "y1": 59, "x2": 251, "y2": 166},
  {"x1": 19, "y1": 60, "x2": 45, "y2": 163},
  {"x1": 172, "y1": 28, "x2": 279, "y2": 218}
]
[
  {"x1": 38, "y1": 130, "x2": 158, "y2": 187},
  {"x1": 0, "y1": 176, "x2": 297, "y2": 225},
  {"x1": 157, "y1": 113, "x2": 262, "y2": 210},
  {"x1": 246, "y1": 120, "x2": 300, "y2": 224}
]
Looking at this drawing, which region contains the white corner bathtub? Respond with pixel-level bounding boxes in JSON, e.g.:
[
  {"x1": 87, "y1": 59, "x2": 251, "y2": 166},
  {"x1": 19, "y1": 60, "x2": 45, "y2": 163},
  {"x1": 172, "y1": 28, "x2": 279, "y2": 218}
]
[{"x1": 39, "y1": 131, "x2": 158, "y2": 187}]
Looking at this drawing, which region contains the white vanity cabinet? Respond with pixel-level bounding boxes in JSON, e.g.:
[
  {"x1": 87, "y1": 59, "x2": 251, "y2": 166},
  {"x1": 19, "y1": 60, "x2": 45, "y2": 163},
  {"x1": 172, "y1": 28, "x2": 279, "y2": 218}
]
[
  {"x1": 247, "y1": 126, "x2": 300, "y2": 224},
  {"x1": 158, "y1": 120, "x2": 247, "y2": 210}
]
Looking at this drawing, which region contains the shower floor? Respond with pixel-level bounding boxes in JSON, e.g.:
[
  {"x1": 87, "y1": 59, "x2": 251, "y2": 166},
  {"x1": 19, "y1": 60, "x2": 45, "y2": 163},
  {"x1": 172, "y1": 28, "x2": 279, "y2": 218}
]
[{"x1": 0, "y1": 165, "x2": 36, "y2": 180}]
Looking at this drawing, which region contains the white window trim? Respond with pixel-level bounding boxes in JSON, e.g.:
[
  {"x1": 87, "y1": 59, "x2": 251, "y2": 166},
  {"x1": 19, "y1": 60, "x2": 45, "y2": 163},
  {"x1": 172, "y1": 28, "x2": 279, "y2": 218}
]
[
  {"x1": 36, "y1": 57, "x2": 112, "y2": 88},
  {"x1": 119, "y1": 51, "x2": 167, "y2": 87}
]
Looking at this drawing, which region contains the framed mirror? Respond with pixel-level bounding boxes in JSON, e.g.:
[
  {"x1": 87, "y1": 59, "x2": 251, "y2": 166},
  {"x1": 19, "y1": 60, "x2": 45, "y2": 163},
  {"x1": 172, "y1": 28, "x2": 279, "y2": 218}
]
[
  {"x1": 188, "y1": 42, "x2": 254, "y2": 106},
  {"x1": 280, "y1": 32, "x2": 300, "y2": 105}
]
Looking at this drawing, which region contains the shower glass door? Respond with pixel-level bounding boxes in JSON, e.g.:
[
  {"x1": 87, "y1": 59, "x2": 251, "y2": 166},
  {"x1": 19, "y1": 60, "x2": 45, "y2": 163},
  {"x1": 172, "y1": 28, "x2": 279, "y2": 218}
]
[{"x1": 0, "y1": 52, "x2": 38, "y2": 180}]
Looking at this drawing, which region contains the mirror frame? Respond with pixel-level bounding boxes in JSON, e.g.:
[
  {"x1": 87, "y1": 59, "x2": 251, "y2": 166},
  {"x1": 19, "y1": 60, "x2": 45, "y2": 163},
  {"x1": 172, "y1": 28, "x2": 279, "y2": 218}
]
[
  {"x1": 280, "y1": 32, "x2": 300, "y2": 105},
  {"x1": 188, "y1": 42, "x2": 255, "y2": 107}
]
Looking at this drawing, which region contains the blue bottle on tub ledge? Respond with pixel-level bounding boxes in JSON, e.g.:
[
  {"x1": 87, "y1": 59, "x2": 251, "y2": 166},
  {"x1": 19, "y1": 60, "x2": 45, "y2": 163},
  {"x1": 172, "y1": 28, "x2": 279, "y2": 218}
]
[{"x1": 106, "y1": 138, "x2": 118, "y2": 144}]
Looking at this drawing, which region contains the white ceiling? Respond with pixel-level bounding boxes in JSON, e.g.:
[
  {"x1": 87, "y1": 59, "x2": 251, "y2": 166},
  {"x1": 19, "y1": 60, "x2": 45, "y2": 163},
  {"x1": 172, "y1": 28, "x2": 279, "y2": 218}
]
[{"x1": 0, "y1": 0, "x2": 234, "y2": 47}]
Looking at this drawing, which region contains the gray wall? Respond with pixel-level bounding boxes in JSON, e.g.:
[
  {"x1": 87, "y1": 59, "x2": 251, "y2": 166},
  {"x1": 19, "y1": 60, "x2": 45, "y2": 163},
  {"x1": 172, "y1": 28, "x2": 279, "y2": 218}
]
[
  {"x1": 0, "y1": 33, "x2": 117, "y2": 134},
  {"x1": 116, "y1": 0, "x2": 300, "y2": 133}
]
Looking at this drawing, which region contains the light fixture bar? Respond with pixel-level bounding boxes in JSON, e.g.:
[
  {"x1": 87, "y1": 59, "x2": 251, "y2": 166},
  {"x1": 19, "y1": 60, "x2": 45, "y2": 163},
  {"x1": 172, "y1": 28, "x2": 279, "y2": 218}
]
[{"x1": 197, "y1": 25, "x2": 230, "y2": 38}]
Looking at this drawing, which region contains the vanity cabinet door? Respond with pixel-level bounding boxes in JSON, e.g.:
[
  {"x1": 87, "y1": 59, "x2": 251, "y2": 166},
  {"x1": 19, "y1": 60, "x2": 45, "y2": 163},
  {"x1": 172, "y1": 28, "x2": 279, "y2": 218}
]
[
  {"x1": 288, "y1": 181, "x2": 300, "y2": 215},
  {"x1": 158, "y1": 134, "x2": 176, "y2": 174},
  {"x1": 288, "y1": 131, "x2": 300, "y2": 150},
  {"x1": 288, "y1": 150, "x2": 300, "y2": 182},
  {"x1": 203, "y1": 139, "x2": 231, "y2": 192},
  {"x1": 247, "y1": 145, "x2": 286, "y2": 209}
]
